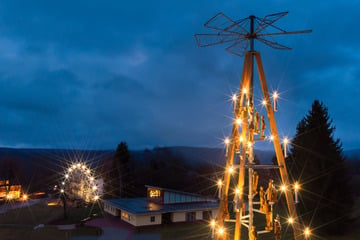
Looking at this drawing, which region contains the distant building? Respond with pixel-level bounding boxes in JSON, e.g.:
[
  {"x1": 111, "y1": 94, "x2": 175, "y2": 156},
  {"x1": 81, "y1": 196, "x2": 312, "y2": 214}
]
[
  {"x1": 103, "y1": 185, "x2": 219, "y2": 227},
  {"x1": 0, "y1": 179, "x2": 21, "y2": 200}
]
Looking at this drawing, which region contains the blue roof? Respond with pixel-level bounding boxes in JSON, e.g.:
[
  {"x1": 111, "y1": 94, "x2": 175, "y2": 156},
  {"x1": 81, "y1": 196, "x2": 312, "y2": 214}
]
[{"x1": 103, "y1": 198, "x2": 219, "y2": 215}]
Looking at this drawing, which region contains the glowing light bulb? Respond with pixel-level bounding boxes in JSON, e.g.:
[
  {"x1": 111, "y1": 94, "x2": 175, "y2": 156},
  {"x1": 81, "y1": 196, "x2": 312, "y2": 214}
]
[
  {"x1": 269, "y1": 135, "x2": 274, "y2": 141},
  {"x1": 86, "y1": 169, "x2": 90, "y2": 174},
  {"x1": 60, "y1": 189, "x2": 64, "y2": 193},
  {"x1": 92, "y1": 185, "x2": 97, "y2": 191},
  {"x1": 72, "y1": 165, "x2": 76, "y2": 169},
  {"x1": 62, "y1": 181, "x2": 65, "y2": 185},
  {"x1": 65, "y1": 174, "x2": 69, "y2": 179},
  {"x1": 262, "y1": 99, "x2": 267, "y2": 106},
  {"x1": 242, "y1": 88, "x2": 247, "y2": 94},
  {"x1": 239, "y1": 136, "x2": 243, "y2": 142},
  {"x1": 77, "y1": 163, "x2": 81, "y2": 168},
  {"x1": 304, "y1": 227, "x2": 311, "y2": 237},
  {"x1": 68, "y1": 167, "x2": 72, "y2": 172},
  {"x1": 228, "y1": 166, "x2": 234, "y2": 174},
  {"x1": 281, "y1": 184, "x2": 287, "y2": 192},
  {"x1": 236, "y1": 118, "x2": 242, "y2": 126},
  {"x1": 82, "y1": 165, "x2": 86, "y2": 169},
  {"x1": 288, "y1": 217, "x2": 294, "y2": 224},
  {"x1": 283, "y1": 137, "x2": 289, "y2": 158},
  {"x1": 273, "y1": 91, "x2": 279, "y2": 112},
  {"x1": 218, "y1": 227, "x2": 225, "y2": 235},
  {"x1": 235, "y1": 188, "x2": 240, "y2": 195},
  {"x1": 294, "y1": 182, "x2": 300, "y2": 203},
  {"x1": 23, "y1": 194, "x2": 28, "y2": 200},
  {"x1": 224, "y1": 137, "x2": 230, "y2": 157},
  {"x1": 94, "y1": 195, "x2": 99, "y2": 201},
  {"x1": 217, "y1": 179, "x2": 222, "y2": 187},
  {"x1": 90, "y1": 177, "x2": 94, "y2": 181},
  {"x1": 210, "y1": 219, "x2": 216, "y2": 228},
  {"x1": 232, "y1": 94, "x2": 237, "y2": 102}
]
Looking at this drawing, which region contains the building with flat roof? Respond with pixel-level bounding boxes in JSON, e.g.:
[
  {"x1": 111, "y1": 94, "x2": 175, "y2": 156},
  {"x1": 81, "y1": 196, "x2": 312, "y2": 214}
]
[{"x1": 103, "y1": 185, "x2": 219, "y2": 227}]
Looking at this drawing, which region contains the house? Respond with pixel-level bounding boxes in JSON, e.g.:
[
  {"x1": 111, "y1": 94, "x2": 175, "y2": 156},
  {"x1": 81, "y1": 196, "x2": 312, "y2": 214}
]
[
  {"x1": 0, "y1": 179, "x2": 21, "y2": 200},
  {"x1": 103, "y1": 185, "x2": 219, "y2": 227}
]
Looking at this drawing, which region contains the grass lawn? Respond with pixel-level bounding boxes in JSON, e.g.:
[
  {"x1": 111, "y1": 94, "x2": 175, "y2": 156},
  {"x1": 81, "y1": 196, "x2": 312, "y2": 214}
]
[
  {"x1": 0, "y1": 200, "x2": 103, "y2": 225},
  {"x1": 0, "y1": 225, "x2": 101, "y2": 240},
  {"x1": 0, "y1": 200, "x2": 103, "y2": 240}
]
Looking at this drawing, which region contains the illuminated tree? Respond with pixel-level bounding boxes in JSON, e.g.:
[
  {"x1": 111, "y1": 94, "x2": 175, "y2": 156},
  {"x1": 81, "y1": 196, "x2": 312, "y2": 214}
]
[{"x1": 287, "y1": 100, "x2": 353, "y2": 235}]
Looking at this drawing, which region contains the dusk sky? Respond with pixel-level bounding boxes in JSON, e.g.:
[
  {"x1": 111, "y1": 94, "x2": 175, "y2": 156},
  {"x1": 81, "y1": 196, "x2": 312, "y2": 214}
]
[{"x1": 0, "y1": 0, "x2": 359, "y2": 150}]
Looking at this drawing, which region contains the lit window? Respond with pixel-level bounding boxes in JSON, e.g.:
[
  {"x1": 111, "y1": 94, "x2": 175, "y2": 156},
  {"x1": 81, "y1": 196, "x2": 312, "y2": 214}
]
[
  {"x1": 149, "y1": 189, "x2": 161, "y2": 198},
  {"x1": 121, "y1": 212, "x2": 131, "y2": 221}
]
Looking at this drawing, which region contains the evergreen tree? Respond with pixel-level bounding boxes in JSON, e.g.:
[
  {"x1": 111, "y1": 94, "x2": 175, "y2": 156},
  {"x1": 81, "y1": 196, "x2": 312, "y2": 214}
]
[
  {"x1": 105, "y1": 142, "x2": 135, "y2": 198},
  {"x1": 287, "y1": 100, "x2": 353, "y2": 235}
]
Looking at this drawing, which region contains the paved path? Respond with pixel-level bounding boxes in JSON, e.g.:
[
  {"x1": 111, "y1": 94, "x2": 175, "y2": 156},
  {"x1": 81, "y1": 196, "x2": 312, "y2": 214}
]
[{"x1": 70, "y1": 217, "x2": 160, "y2": 240}]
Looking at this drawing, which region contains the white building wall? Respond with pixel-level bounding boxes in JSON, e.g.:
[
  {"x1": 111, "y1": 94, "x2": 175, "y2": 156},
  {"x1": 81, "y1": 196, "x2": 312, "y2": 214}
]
[
  {"x1": 103, "y1": 202, "x2": 119, "y2": 216},
  {"x1": 135, "y1": 214, "x2": 162, "y2": 226},
  {"x1": 172, "y1": 212, "x2": 186, "y2": 222},
  {"x1": 121, "y1": 211, "x2": 136, "y2": 226},
  {"x1": 196, "y1": 211, "x2": 203, "y2": 220}
]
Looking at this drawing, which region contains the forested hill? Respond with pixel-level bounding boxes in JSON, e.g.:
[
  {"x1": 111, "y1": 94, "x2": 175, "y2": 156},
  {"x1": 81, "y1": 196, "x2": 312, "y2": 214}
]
[{"x1": 0, "y1": 146, "x2": 358, "y2": 194}]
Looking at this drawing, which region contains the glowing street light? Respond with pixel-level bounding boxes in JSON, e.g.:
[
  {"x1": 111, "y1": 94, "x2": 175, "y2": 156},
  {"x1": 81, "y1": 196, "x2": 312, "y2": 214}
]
[{"x1": 22, "y1": 194, "x2": 28, "y2": 201}]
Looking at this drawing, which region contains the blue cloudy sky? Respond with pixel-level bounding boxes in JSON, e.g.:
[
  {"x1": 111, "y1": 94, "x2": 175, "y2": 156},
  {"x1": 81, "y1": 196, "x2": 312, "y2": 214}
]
[{"x1": 0, "y1": 0, "x2": 359, "y2": 150}]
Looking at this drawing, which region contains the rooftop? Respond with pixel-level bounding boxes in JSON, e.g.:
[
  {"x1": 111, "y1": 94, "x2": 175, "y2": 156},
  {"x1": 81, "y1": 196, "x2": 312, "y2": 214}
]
[{"x1": 103, "y1": 198, "x2": 219, "y2": 215}]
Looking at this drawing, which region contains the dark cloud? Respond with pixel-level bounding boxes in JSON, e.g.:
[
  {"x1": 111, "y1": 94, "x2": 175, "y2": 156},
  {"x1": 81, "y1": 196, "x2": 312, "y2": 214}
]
[{"x1": 0, "y1": 1, "x2": 358, "y2": 150}]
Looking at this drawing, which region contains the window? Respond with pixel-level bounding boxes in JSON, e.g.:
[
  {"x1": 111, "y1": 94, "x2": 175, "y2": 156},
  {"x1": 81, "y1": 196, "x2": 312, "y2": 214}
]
[
  {"x1": 148, "y1": 189, "x2": 161, "y2": 198},
  {"x1": 150, "y1": 216, "x2": 155, "y2": 222},
  {"x1": 122, "y1": 212, "x2": 131, "y2": 221},
  {"x1": 186, "y1": 212, "x2": 196, "y2": 223}
]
